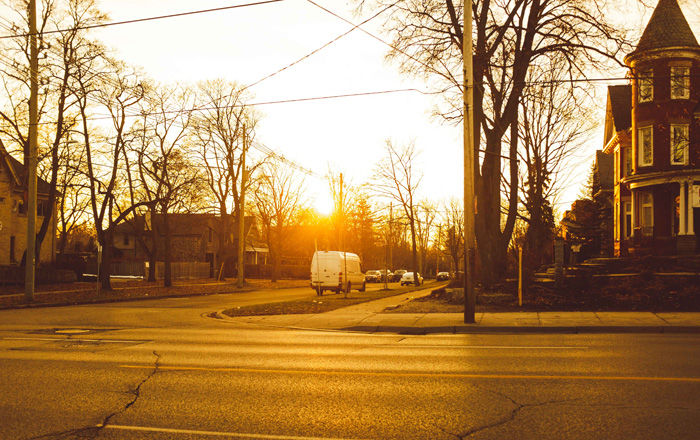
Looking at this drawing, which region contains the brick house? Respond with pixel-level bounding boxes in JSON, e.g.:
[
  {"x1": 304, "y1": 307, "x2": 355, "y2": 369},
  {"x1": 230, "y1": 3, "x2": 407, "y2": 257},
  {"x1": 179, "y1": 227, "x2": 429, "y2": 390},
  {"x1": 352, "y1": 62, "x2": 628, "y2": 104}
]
[
  {"x1": 114, "y1": 212, "x2": 268, "y2": 275},
  {"x1": 0, "y1": 139, "x2": 57, "y2": 266},
  {"x1": 604, "y1": 0, "x2": 700, "y2": 255}
]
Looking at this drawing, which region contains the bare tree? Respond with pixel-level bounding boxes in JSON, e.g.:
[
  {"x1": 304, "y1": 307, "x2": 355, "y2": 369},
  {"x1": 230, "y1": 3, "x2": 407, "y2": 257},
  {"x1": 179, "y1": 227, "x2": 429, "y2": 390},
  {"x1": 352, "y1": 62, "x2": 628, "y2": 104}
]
[
  {"x1": 360, "y1": 0, "x2": 631, "y2": 283},
  {"x1": 327, "y1": 168, "x2": 358, "y2": 251},
  {"x1": 0, "y1": 0, "x2": 107, "y2": 264},
  {"x1": 415, "y1": 200, "x2": 436, "y2": 276},
  {"x1": 441, "y1": 198, "x2": 464, "y2": 275},
  {"x1": 518, "y1": 56, "x2": 594, "y2": 271},
  {"x1": 190, "y1": 79, "x2": 259, "y2": 279},
  {"x1": 132, "y1": 82, "x2": 200, "y2": 287},
  {"x1": 56, "y1": 136, "x2": 90, "y2": 254},
  {"x1": 372, "y1": 139, "x2": 422, "y2": 285},
  {"x1": 252, "y1": 160, "x2": 308, "y2": 282},
  {"x1": 76, "y1": 57, "x2": 148, "y2": 290}
]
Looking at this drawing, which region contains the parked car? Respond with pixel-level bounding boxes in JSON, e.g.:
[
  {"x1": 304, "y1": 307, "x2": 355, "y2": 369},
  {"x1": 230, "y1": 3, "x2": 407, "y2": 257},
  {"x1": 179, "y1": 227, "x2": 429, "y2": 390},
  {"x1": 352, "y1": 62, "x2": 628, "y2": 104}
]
[
  {"x1": 365, "y1": 270, "x2": 382, "y2": 283},
  {"x1": 436, "y1": 271, "x2": 450, "y2": 281},
  {"x1": 400, "y1": 272, "x2": 423, "y2": 286},
  {"x1": 392, "y1": 269, "x2": 407, "y2": 282},
  {"x1": 310, "y1": 251, "x2": 366, "y2": 295},
  {"x1": 378, "y1": 269, "x2": 393, "y2": 282}
]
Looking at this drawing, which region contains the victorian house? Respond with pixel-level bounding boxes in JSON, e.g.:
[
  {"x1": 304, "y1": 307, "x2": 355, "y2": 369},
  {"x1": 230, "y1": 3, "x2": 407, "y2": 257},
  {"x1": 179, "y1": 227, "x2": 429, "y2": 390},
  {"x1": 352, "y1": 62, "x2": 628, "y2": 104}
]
[
  {"x1": 604, "y1": 0, "x2": 700, "y2": 256},
  {"x1": 0, "y1": 140, "x2": 57, "y2": 266}
]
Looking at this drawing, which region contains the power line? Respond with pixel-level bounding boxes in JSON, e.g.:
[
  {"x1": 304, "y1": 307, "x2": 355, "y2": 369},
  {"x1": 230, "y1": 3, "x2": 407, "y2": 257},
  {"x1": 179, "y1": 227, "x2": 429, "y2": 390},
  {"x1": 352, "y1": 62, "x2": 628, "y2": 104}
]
[
  {"x1": 0, "y1": 0, "x2": 285, "y2": 40},
  {"x1": 243, "y1": 3, "x2": 393, "y2": 91}
]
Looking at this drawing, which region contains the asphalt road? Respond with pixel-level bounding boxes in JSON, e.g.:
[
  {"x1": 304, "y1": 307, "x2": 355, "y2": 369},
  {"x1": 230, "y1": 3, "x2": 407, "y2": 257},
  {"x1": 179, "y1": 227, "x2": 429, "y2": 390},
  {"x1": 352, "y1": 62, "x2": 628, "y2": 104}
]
[{"x1": 0, "y1": 288, "x2": 699, "y2": 440}]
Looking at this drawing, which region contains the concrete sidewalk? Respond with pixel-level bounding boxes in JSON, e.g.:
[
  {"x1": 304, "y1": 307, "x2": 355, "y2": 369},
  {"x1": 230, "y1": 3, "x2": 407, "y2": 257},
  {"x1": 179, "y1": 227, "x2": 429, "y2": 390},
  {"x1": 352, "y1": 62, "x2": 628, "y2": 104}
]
[{"x1": 218, "y1": 287, "x2": 700, "y2": 334}]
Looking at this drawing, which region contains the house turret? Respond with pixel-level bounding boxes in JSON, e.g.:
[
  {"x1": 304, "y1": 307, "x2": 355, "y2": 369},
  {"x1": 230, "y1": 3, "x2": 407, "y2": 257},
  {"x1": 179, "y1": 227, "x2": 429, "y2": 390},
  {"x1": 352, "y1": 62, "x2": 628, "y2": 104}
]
[
  {"x1": 605, "y1": 0, "x2": 700, "y2": 256},
  {"x1": 625, "y1": 0, "x2": 700, "y2": 175}
]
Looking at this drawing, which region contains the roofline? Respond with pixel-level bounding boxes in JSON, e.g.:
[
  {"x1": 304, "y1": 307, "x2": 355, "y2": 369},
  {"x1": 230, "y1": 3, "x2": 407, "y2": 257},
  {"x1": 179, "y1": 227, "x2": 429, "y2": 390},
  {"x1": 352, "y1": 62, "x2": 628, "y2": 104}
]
[
  {"x1": 625, "y1": 46, "x2": 700, "y2": 66},
  {"x1": 0, "y1": 139, "x2": 21, "y2": 187}
]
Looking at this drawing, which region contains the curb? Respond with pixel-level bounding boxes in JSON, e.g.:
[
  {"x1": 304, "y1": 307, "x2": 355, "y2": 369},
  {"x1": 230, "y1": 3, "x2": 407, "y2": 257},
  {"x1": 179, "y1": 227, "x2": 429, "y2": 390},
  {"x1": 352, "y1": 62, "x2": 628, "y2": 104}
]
[
  {"x1": 0, "y1": 287, "x2": 259, "y2": 310},
  {"x1": 339, "y1": 325, "x2": 700, "y2": 335},
  {"x1": 214, "y1": 313, "x2": 700, "y2": 335}
]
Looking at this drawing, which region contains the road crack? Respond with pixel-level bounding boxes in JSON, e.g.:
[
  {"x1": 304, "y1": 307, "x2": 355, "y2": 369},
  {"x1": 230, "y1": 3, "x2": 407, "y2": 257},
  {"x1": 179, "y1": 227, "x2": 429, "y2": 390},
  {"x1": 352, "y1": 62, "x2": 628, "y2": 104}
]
[
  {"x1": 458, "y1": 386, "x2": 579, "y2": 439},
  {"x1": 99, "y1": 349, "x2": 162, "y2": 428},
  {"x1": 28, "y1": 350, "x2": 162, "y2": 440}
]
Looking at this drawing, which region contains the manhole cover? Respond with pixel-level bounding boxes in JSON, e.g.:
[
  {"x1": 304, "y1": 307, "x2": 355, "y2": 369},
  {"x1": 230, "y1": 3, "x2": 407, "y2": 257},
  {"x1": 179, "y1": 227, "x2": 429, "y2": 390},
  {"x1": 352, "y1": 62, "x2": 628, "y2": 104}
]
[{"x1": 54, "y1": 329, "x2": 91, "y2": 334}]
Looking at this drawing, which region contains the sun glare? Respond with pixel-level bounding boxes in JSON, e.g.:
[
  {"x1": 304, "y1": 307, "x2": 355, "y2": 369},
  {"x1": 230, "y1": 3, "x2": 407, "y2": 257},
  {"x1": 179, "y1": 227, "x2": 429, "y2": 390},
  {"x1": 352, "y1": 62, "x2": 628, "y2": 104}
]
[{"x1": 313, "y1": 191, "x2": 334, "y2": 217}]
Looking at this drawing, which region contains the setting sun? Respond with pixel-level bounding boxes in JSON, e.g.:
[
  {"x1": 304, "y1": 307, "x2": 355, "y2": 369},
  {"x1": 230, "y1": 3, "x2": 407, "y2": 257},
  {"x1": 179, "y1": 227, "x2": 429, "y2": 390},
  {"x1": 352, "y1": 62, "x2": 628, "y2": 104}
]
[{"x1": 312, "y1": 190, "x2": 334, "y2": 217}]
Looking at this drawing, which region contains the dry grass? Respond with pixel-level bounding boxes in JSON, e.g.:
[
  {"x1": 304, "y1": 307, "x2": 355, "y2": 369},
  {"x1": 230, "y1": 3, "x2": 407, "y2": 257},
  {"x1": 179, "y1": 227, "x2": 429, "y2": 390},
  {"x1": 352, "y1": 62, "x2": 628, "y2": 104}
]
[
  {"x1": 0, "y1": 278, "x2": 309, "y2": 308},
  {"x1": 222, "y1": 285, "x2": 423, "y2": 317}
]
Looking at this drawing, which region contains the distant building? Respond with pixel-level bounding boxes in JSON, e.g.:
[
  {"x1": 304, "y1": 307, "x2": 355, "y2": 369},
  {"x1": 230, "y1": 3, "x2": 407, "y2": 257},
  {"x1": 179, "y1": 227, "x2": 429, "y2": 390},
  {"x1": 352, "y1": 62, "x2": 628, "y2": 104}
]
[
  {"x1": 0, "y1": 139, "x2": 57, "y2": 266},
  {"x1": 114, "y1": 213, "x2": 268, "y2": 275},
  {"x1": 560, "y1": 152, "x2": 614, "y2": 260},
  {"x1": 604, "y1": 0, "x2": 700, "y2": 256}
]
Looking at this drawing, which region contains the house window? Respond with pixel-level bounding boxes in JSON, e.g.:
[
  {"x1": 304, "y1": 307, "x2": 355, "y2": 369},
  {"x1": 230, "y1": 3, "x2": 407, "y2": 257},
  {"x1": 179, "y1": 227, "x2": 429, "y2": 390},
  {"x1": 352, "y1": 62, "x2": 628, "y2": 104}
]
[
  {"x1": 671, "y1": 67, "x2": 690, "y2": 100},
  {"x1": 37, "y1": 200, "x2": 46, "y2": 217},
  {"x1": 624, "y1": 202, "x2": 632, "y2": 239},
  {"x1": 638, "y1": 126, "x2": 653, "y2": 167},
  {"x1": 623, "y1": 147, "x2": 632, "y2": 177},
  {"x1": 123, "y1": 233, "x2": 130, "y2": 246},
  {"x1": 670, "y1": 124, "x2": 689, "y2": 165},
  {"x1": 208, "y1": 228, "x2": 213, "y2": 243},
  {"x1": 641, "y1": 193, "x2": 653, "y2": 236},
  {"x1": 638, "y1": 70, "x2": 653, "y2": 103},
  {"x1": 18, "y1": 201, "x2": 26, "y2": 215},
  {"x1": 614, "y1": 203, "x2": 619, "y2": 241},
  {"x1": 10, "y1": 236, "x2": 16, "y2": 263}
]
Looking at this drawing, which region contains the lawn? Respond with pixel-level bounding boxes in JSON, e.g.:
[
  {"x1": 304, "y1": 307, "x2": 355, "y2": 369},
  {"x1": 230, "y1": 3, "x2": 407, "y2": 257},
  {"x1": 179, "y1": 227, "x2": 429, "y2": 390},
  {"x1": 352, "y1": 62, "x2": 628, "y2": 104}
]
[{"x1": 222, "y1": 285, "x2": 427, "y2": 317}]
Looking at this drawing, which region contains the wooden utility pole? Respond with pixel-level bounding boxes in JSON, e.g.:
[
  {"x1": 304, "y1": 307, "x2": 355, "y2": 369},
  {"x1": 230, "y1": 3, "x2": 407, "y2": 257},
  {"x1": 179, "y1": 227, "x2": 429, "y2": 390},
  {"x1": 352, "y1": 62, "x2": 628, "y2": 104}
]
[
  {"x1": 463, "y1": 0, "x2": 476, "y2": 323},
  {"x1": 436, "y1": 224, "x2": 441, "y2": 274},
  {"x1": 237, "y1": 126, "x2": 247, "y2": 289},
  {"x1": 340, "y1": 173, "x2": 348, "y2": 296},
  {"x1": 384, "y1": 202, "x2": 392, "y2": 289},
  {"x1": 25, "y1": 0, "x2": 39, "y2": 302}
]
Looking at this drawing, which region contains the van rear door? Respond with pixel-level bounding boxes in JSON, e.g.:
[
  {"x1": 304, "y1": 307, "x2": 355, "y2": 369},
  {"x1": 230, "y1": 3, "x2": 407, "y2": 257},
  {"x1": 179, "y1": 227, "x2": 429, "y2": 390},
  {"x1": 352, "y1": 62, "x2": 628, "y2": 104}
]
[{"x1": 312, "y1": 252, "x2": 340, "y2": 288}]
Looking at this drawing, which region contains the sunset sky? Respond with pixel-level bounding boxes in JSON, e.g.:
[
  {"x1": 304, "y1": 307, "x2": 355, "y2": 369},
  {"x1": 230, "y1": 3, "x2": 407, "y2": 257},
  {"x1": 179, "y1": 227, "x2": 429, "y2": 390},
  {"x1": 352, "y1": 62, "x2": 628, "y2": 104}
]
[
  {"x1": 96, "y1": 0, "x2": 463, "y2": 215},
  {"x1": 5, "y1": 0, "x2": 700, "y2": 215}
]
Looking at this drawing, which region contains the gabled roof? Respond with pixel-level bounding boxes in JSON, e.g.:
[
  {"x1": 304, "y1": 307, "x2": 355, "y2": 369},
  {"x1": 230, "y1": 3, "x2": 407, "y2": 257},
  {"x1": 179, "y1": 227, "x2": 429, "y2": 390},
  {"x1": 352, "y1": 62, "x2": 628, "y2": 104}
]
[
  {"x1": 0, "y1": 139, "x2": 22, "y2": 187},
  {"x1": 0, "y1": 138, "x2": 51, "y2": 195},
  {"x1": 607, "y1": 86, "x2": 632, "y2": 133},
  {"x1": 632, "y1": 0, "x2": 699, "y2": 54},
  {"x1": 149, "y1": 213, "x2": 216, "y2": 236},
  {"x1": 603, "y1": 85, "x2": 632, "y2": 151}
]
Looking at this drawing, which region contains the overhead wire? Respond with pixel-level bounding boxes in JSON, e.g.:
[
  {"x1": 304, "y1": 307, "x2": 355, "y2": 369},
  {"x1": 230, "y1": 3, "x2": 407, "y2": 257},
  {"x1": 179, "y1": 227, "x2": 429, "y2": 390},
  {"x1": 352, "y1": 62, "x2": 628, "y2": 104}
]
[
  {"x1": 0, "y1": 0, "x2": 661, "y2": 194},
  {"x1": 0, "y1": 0, "x2": 286, "y2": 40}
]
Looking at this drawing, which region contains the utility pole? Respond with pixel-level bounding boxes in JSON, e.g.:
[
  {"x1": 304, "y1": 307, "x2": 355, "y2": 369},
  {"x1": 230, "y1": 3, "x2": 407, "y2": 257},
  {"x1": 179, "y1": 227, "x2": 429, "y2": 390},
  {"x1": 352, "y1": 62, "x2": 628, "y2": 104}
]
[
  {"x1": 383, "y1": 202, "x2": 392, "y2": 289},
  {"x1": 436, "y1": 224, "x2": 441, "y2": 274},
  {"x1": 339, "y1": 173, "x2": 348, "y2": 296},
  {"x1": 463, "y1": 0, "x2": 476, "y2": 323},
  {"x1": 389, "y1": 202, "x2": 393, "y2": 272},
  {"x1": 25, "y1": 0, "x2": 39, "y2": 302},
  {"x1": 237, "y1": 126, "x2": 247, "y2": 289}
]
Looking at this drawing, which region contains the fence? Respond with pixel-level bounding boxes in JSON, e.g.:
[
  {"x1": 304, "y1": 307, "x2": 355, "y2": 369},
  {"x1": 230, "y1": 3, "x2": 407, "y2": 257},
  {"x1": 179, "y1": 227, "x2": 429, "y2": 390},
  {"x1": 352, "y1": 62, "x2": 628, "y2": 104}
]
[
  {"x1": 111, "y1": 261, "x2": 146, "y2": 277},
  {"x1": 0, "y1": 266, "x2": 76, "y2": 286},
  {"x1": 154, "y1": 262, "x2": 210, "y2": 280}
]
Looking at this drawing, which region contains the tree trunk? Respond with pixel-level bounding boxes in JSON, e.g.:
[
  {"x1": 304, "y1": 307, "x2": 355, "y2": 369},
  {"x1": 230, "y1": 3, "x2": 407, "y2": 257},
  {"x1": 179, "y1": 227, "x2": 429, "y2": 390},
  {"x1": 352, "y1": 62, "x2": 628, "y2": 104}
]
[
  {"x1": 163, "y1": 210, "x2": 172, "y2": 287},
  {"x1": 99, "y1": 228, "x2": 113, "y2": 291},
  {"x1": 410, "y1": 216, "x2": 419, "y2": 285},
  {"x1": 217, "y1": 211, "x2": 229, "y2": 281},
  {"x1": 147, "y1": 222, "x2": 157, "y2": 282}
]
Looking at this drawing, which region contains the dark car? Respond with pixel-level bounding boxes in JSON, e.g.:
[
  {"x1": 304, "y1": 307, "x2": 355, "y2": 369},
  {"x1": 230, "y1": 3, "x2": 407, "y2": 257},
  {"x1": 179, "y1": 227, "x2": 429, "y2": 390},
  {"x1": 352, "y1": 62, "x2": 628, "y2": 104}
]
[
  {"x1": 436, "y1": 271, "x2": 450, "y2": 281},
  {"x1": 378, "y1": 269, "x2": 393, "y2": 282},
  {"x1": 365, "y1": 270, "x2": 382, "y2": 283},
  {"x1": 391, "y1": 269, "x2": 407, "y2": 282}
]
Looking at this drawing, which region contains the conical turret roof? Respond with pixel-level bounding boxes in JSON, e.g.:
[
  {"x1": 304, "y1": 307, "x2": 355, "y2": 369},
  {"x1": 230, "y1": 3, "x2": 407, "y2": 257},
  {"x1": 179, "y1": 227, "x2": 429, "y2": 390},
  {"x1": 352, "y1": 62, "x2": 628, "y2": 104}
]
[{"x1": 633, "y1": 0, "x2": 698, "y2": 54}]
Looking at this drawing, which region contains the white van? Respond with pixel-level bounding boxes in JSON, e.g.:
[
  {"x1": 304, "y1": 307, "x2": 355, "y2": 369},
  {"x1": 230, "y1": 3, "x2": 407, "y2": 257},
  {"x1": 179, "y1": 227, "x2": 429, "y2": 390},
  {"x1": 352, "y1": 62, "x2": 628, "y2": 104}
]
[{"x1": 310, "y1": 251, "x2": 366, "y2": 295}]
